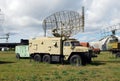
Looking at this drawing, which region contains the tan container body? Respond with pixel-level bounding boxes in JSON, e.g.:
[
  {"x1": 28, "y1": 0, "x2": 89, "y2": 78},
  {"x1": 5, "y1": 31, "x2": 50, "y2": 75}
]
[
  {"x1": 29, "y1": 37, "x2": 62, "y2": 55},
  {"x1": 29, "y1": 37, "x2": 90, "y2": 60}
]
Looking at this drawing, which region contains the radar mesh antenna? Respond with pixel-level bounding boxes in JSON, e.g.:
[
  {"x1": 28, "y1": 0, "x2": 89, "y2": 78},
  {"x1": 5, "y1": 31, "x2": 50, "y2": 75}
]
[
  {"x1": 42, "y1": 7, "x2": 84, "y2": 38},
  {"x1": 100, "y1": 23, "x2": 120, "y2": 37}
]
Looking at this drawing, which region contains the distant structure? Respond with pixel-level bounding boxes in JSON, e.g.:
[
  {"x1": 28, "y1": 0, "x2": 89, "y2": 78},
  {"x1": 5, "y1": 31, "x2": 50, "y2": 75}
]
[
  {"x1": 0, "y1": 39, "x2": 28, "y2": 51},
  {"x1": 0, "y1": 8, "x2": 4, "y2": 25},
  {"x1": 0, "y1": 9, "x2": 17, "y2": 42},
  {"x1": 0, "y1": 9, "x2": 8, "y2": 42},
  {"x1": 90, "y1": 23, "x2": 120, "y2": 51},
  {"x1": 0, "y1": 33, "x2": 10, "y2": 43}
]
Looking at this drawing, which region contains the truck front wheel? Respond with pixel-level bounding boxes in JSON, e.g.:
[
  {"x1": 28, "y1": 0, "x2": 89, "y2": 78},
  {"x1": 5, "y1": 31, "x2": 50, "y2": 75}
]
[
  {"x1": 69, "y1": 55, "x2": 82, "y2": 66},
  {"x1": 42, "y1": 55, "x2": 51, "y2": 63},
  {"x1": 34, "y1": 54, "x2": 41, "y2": 62}
]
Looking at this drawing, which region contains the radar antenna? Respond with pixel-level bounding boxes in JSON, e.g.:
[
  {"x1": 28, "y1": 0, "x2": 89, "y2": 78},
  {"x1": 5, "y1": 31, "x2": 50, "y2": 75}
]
[
  {"x1": 100, "y1": 23, "x2": 120, "y2": 38},
  {"x1": 42, "y1": 7, "x2": 85, "y2": 38}
]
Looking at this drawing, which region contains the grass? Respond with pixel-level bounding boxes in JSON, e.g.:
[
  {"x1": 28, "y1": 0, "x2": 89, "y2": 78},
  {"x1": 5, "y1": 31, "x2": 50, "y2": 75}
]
[{"x1": 0, "y1": 51, "x2": 120, "y2": 81}]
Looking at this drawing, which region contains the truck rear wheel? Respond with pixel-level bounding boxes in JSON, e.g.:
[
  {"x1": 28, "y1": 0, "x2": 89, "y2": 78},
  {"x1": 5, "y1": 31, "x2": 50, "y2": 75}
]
[
  {"x1": 69, "y1": 55, "x2": 82, "y2": 66},
  {"x1": 34, "y1": 54, "x2": 41, "y2": 62},
  {"x1": 116, "y1": 52, "x2": 120, "y2": 58},
  {"x1": 16, "y1": 53, "x2": 20, "y2": 59},
  {"x1": 42, "y1": 55, "x2": 51, "y2": 63}
]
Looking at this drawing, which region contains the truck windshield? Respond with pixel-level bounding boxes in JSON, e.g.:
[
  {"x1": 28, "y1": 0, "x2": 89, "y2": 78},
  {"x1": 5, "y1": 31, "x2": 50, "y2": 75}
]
[
  {"x1": 109, "y1": 38, "x2": 118, "y2": 43},
  {"x1": 71, "y1": 41, "x2": 80, "y2": 46}
]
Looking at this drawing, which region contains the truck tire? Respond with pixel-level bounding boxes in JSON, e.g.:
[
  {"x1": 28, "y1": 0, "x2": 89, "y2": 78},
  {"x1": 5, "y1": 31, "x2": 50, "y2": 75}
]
[
  {"x1": 60, "y1": 56, "x2": 64, "y2": 64},
  {"x1": 116, "y1": 52, "x2": 120, "y2": 58},
  {"x1": 34, "y1": 54, "x2": 41, "y2": 62},
  {"x1": 42, "y1": 55, "x2": 51, "y2": 63},
  {"x1": 85, "y1": 53, "x2": 92, "y2": 64},
  {"x1": 16, "y1": 53, "x2": 20, "y2": 59},
  {"x1": 69, "y1": 55, "x2": 82, "y2": 66}
]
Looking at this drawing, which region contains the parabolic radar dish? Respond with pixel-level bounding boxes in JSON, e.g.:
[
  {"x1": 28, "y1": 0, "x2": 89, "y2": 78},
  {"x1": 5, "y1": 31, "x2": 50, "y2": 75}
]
[{"x1": 42, "y1": 8, "x2": 84, "y2": 38}]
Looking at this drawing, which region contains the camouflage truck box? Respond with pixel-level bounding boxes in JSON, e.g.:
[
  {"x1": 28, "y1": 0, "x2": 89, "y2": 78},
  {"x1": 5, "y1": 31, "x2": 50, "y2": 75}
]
[{"x1": 15, "y1": 45, "x2": 29, "y2": 59}]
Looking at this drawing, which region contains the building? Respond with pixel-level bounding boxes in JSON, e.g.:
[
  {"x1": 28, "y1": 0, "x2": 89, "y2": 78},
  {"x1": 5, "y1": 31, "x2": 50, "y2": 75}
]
[
  {"x1": 0, "y1": 39, "x2": 28, "y2": 51},
  {"x1": 90, "y1": 35, "x2": 120, "y2": 51}
]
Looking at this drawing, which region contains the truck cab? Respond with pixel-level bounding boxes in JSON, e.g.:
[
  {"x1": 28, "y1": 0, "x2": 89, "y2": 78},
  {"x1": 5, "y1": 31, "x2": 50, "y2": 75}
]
[{"x1": 63, "y1": 40, "x2": 90, "y2": 59}]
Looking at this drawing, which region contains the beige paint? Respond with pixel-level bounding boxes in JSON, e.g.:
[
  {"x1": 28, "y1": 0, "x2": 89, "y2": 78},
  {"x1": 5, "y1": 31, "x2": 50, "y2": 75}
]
[{"x1": 29, "y1": 37, "x2": 89, "y2": 60}]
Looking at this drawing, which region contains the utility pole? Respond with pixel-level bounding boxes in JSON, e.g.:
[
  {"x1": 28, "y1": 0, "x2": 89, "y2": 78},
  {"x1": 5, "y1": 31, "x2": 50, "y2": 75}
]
[{"x1": 82, "y1": 6, "x2": 85, "y2": 32}]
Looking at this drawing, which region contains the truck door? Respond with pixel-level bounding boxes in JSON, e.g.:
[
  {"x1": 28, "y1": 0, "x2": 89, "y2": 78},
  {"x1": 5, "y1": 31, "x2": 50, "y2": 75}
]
[{"x1": 63, "y1": 42, "x2": 72, "y2": 56}]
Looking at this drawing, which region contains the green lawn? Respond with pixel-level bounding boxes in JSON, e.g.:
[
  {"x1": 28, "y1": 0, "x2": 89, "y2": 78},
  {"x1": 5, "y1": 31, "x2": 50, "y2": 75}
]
[{"x1": 0, "y1": 51, "x2": 120, "y2": 81}]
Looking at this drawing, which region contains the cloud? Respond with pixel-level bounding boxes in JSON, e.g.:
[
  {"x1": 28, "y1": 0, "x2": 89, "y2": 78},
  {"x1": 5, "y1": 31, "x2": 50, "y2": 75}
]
[
  {"x1": 11, "y1": 16, "x2": 42, "y2": 27},
  {"x1": 2, "y1": 0, "x2": 82, "y2": 33},
  {"x1": 0, "y1": 0, "x2": 120, "y2": 42},
  {"x1": 0, "y1": 9, "x2": 4, "y2": 35},
  {"x1": 79, "y1": 0, "x2": 120, "y2": 42},
  {"x1": 86, "y1": 0, "x2": 114, "y2": 22}
]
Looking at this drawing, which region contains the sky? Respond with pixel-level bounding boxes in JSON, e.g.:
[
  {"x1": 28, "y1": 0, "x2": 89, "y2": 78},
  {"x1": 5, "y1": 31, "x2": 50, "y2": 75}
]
[{"x1": 0, "y1": 0, "x2": 120, "y2": 43}]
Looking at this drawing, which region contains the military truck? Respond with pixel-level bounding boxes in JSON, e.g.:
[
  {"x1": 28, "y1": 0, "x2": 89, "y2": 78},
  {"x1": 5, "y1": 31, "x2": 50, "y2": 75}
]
[
  {"x1": 107, "y1": 35, "x2": 120, "y2": 57},
  {"x1": 15, "y1": 45, "x2": 30, "y2": 59},
  {"x1": 29, "y1": 37, "x2": 92, "y2": 65},
  {"x1": 108, "y1": 42, "x2": 120, "y2": 57}
]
